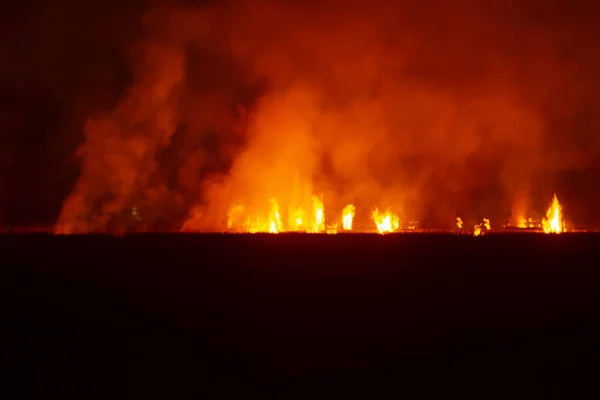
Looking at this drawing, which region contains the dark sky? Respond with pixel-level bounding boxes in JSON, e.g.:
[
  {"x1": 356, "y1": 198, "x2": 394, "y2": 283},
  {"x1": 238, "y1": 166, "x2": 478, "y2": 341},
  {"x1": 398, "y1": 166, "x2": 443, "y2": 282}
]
[{"x1": 1, "y1": 0, "x2": 600, "y2": 230}]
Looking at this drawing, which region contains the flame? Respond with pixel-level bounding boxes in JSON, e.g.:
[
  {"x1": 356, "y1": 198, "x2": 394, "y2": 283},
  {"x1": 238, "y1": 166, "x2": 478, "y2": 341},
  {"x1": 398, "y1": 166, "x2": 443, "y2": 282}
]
[
  {"x1": 516, "y1": 216, "x2": 538, "y2": 228},
  {"x1": 456, "y1": 217, "x2": 463, "y2": 229},
  {"x1": 221, "y1": 194, "x2": 564, "y2": 234},
  {"x1": 542, "y1": 194, "x2": 566, "y2": 234},
  {"x1": 225, "y1": 194, "x2": 326, "y2": 233},
  {"x1": 372, "y1": 208, "x2": 400, "y2": 234},
  {"x1": 473, "y1": 218, "x2": 491, "y2": 236},
  {"x1": 311, "y1": 194, "x2": 325, "y2": 233},
  {"x1": 342, "y1": 204, "x2": 355, "y2": 231},
  {"x1": 268, "y1": 198, "x2": 282, "y2": 233},
  {"x1": 227, "y1": 199, "x2": 283, "y2": 233}
]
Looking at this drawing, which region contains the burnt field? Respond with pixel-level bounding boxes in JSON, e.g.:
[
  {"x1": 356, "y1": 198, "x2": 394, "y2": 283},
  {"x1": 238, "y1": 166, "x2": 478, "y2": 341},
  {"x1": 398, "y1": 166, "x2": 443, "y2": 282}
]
[{"x1": 2, "y1": 232, "x2": 600, "y2": 398}]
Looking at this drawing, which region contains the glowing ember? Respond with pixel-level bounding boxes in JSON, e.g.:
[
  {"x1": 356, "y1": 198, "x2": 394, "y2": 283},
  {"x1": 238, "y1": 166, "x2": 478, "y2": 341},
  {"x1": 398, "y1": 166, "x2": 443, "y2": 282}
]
[
  {"x1": 456, "y1": 217, "x2": 463, "y2": 229},
  {"x1": 372, "y1": 208, "x2": 400, "y2": 234},
  {"x1": 542, "y1": 194, "x2": 566, "y2": 234},
  {"x1": 342, "y1": 204, "x2": 355, "y2": 231}
]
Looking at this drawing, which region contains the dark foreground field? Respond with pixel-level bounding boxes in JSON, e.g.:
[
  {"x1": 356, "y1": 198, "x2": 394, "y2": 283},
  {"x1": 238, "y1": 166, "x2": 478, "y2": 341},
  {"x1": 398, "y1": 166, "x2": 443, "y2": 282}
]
[{"x1": 2, "y1": 232, "x2": 600, "y2": 398}]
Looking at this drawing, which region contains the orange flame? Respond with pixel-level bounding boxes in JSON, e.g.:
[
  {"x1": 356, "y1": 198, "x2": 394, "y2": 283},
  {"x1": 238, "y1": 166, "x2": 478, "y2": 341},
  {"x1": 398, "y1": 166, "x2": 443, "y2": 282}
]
[
  {"x1": 542, "y1": 194, "x2": 566, "y2": 234},
  {"x1": 372, "y1": 208, "x2": 400, "y2": 234},
  {"x1": 473, "y1": 218, "x2": 491, "y2": 236},
  {"x1": 342, "y1": 204, "x2": 355, "y2": 231},
  {"x1": 311, "y1": 194, "x2": 325, "y2": 233}
]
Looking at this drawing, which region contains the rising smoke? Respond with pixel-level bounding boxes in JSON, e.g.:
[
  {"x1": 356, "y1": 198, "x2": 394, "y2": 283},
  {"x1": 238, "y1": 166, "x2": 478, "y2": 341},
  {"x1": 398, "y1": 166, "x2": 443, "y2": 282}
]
[{"x1": 54, "y1": 0, "x2": 600, "y2": 232}]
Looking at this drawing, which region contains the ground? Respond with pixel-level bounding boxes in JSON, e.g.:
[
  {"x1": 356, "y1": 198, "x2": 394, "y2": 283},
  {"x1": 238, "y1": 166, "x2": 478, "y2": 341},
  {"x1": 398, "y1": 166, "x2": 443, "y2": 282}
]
[{"x1": 2, "y1": 232, "x2": 599, "y2": 398}]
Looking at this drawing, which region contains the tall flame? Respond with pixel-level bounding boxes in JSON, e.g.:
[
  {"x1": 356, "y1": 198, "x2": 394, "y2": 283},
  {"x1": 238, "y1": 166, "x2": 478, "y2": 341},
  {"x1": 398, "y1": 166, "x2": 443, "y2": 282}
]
[
  {"x1": 268, "y1": 198, "x2": 282, "y2": 233},
  {"x1": 342, "y1": 204, "x2": 355, "y2": 231},
  {"x1": 542, "y1": 194, "x2": 566, "y2": 234},
  {"x1": 311, "y1": 194, "x2": 325, "y2": 233}
]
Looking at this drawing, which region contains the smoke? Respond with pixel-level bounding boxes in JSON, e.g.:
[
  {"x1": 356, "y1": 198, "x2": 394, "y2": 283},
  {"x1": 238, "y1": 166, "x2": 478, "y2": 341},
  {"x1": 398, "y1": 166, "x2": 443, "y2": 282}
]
[
  {"x1": 56, "y1": 36, "x2": 185, "y2": 233},
  {"x1": 55, "y1": 0, "x2": 600, "y2": 231}
]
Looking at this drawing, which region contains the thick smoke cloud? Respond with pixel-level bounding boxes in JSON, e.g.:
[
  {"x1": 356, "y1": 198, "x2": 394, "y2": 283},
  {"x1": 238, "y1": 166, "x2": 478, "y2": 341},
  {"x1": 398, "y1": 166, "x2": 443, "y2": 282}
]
[{"x1": 47, "y1": 0, "x2": 600, "y2": 231}]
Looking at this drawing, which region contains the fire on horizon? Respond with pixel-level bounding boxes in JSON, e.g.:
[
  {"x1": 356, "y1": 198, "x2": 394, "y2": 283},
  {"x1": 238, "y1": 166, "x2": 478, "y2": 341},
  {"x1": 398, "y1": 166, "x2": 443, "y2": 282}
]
[
  {"x1": 53, "y1": 193, "x2": 569, "y2": 236},
  {"x1": 194, "y1": 192, "x2": 567, "y2": 236},
  {"x1": 7, "y1": 1, "x2": 592, "y2": 235}
]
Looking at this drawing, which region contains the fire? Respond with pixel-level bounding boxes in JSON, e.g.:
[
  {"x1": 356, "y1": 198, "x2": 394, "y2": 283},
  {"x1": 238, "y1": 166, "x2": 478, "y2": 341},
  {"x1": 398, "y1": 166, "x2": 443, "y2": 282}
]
[
  {"x1": 342, "y1": 204, "x2": 355, "y2": 231},
  {"x1": 311, "y1": 195, "x2": 325, "y2": 233},
  {"x1": 268, "y1": 198, "x2": 282, "y2": 233},
  {"x1": 218, "y1": 192, "x2": 566, "y2": 234},
  {"x1": 456, "y1": 217, "x2": 463, "y2": 229},
  {"x1": 290, "y1": 207, "x2": 306, "y2": 231},
  {"x1": 372, "y1": 208, "x2": 400, "y2": 234},
  {"x1": 473, "y1": 218, "x2": 491, "y2": 236},
  {"x1": 225, "y1": 194, "x2": 327, "y2": 233},
  {"x1": 228, "y1": 199, "x2": 283, "y2": 233},
  {"x1": 542, "y1": 194, "x2": 566, "y2": 234},
  {"x1": 516, "y1": 216, "x2": 538, "y2": 228}
]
